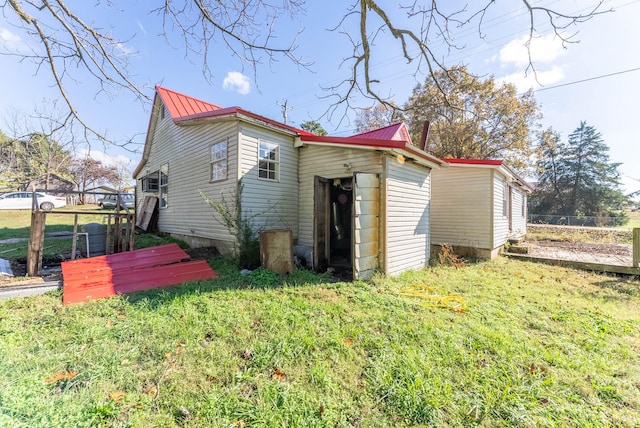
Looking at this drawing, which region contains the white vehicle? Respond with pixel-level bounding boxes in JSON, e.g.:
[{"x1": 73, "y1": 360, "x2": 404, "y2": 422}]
[{"x1": 0, "y1": 192, "x2": 67, "y2": 211}]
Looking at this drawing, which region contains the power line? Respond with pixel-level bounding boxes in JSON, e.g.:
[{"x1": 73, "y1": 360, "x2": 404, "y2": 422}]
[{"x1": 531, "y1": 66, "x2": 640, "y2": 93}]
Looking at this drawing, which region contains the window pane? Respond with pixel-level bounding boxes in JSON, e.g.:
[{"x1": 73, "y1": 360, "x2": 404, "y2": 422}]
[
  {"x1": 211, "y1": 161, "x2": 227, "y2": 181},
  {"x1": 258, "y1": 141, "x2": 278, "y2": 180},
  {"x1": 211, "y1": 141, "x2": 227, "y2": 161}
]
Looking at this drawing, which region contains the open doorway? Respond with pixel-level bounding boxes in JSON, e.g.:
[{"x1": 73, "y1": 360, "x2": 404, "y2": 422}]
[
  {"x1": 313, "y1": 176, "x2": 353, "y2": 279},
  {"x1": 329, "y1": 177, "x2": 353, "y2": 278}
]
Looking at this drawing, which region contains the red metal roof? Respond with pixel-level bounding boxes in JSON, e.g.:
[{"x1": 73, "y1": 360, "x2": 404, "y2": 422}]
[
  {"x1": 155, "y1": 86, "x2": 313, "y2": 136},
  {"x1": 156, "y1": 86, "x2": 223, "y2": 119},
  {"x1": 62, "y1": 244, "x2": 217, "y2": 304},
  {"x1": 442, "y1": 158, "x2": 504, "y2": 166},
  {"x1": 351, "y1": 122, "x2": 412, "y2": 143},
  {"x1": 299, "y1": 134, "x2": 446, "y2": 168}
]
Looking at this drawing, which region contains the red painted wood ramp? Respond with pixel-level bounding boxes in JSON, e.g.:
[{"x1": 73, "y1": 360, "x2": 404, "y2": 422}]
[{"x1": 62, "y1": 244, "x2": 217, "y2": 305}]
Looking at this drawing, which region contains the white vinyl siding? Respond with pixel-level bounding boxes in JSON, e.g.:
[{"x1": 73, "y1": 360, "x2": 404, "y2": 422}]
[
  {"x1": 238, "y1": 124, "x2": 298, "y2": 237},
  {"x1": 510, "y1": 187, "x2": 527, "y2": 238},
  {"x1": 385, "y1": 158, "x2": 431, "y2": 276},
  {"x1": 492, "y1": 171, "x2": 510, "y2": 248},
  {"x1": 135, "y1": 112, "x2": 240, "y2": 249},
  {"x1": 297, "y1": 145, "x2": 383, "y2": 247},
  {"x1": 431, "y1": 167, "x2": 492, "y2": 250}
]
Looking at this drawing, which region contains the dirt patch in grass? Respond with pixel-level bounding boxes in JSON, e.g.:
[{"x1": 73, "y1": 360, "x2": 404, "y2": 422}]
[
  {"x1": 512, "y1": 225, "x2": 636, "y2": 267},
  {"x1": 527, "y1": 239, "x2": 633, "y2": 258}
]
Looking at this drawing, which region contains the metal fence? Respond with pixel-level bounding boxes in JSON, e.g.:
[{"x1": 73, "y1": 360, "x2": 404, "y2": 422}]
[{"x1": 528, "y1": 214, "x2": 625, "y2": 227}]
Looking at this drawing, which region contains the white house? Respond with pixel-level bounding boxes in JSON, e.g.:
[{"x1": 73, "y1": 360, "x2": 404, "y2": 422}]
[
  {"x1": 430, "y1": 159, "x2": 532, "y2": 259},
  {"x1": 133, "y1": 86, "x2": 447, "y2": 279}
]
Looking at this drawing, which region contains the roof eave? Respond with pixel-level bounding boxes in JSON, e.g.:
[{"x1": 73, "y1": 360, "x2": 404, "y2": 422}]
[
  {"x1": 299, "y1": 135, "x2": 446, "y2": 169},
  {"x1": 132, "y1": 92, "x2": 162, "y2": 178}
]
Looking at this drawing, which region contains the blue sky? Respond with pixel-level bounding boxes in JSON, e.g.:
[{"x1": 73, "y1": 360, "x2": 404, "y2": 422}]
[{"x1": 1, "y1": 0, "x2": 639, "y2": 195}]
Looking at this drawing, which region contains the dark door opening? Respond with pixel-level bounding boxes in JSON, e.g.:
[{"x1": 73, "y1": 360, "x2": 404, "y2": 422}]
[
  {"x1": 329, "y1": 177, "x2": 353, "y2": 279},
  {"x1": 314, "y1": 176, "x2": 354, "y2": 279}
]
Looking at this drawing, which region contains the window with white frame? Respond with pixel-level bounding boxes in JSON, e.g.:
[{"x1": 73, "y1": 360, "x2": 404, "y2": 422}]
[
  {"x1": 502, "y1": 182, "x2": 509, "y2": 217},
  {"x1": 521, "y1": 193, "x2": 526, "y2": 218},
  {"x1": 210, "y1": 140, "x2": 228, "y2": 181},
  {"x1": 159, "y1": 164, "x2": 168, "y2": 208},
  {"x1": 258, "y1": 140, "x2": 279, "y2": 181}
]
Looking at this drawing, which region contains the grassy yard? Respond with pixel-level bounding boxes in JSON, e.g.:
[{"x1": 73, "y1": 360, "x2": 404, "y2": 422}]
[
  {"x1": 0, "y1": 208, "x2": 178, "y2": 275},
  {"x1": 624, "y1": 210, "x2": 640, "y2": 229},
  {"x1": 0, "y1": 206, "x2": 109, "y2": 262},
  {"x1": 0, "y1": 256, "x2": 639, "y2": 427}
]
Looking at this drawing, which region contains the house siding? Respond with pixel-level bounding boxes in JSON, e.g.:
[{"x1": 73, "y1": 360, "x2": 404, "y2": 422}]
[
  {"x1": 385, "y1": 158, "x2": 432, "y2": 276},
  {"x1": 431, "y1": 168, "x2": 492, "y2": 250},
  {"x1": 238, "y1": 124, "x2": 299, "y2": 238},
  {"x1": 510, "y1": 186, "x2": 528, "y2": 238},
  {"x1": 297, "y1": 145, "x2": 383, "y2": 247},
  {"x1": 136, "y1": 112, "x2": 240, "y2": 251},
  {"x1": 492, "y1": 171, "x2": 509, "y2": 249}
]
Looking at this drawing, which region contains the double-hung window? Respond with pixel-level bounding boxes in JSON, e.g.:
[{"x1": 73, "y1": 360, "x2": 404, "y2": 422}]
[
  {"x1": 258, "y1": 140, "x2": 279, "y2": 181},
  {"x1": 159, "y1": 164, "x2": 168, "y2": 208},
  {"x1": 210, "y1": 140, "x2": 228, "y2": 181}
]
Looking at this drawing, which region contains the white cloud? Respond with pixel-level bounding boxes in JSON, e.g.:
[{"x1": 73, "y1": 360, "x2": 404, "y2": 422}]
[
  {"x1": 115, "y1": 42, "x2": 135, "y2": 56},
  {"x1": 75, "y1": 149, "x2": 133, "y2": 169},
  {"x1": 497, "y1": 65, "x2": 565, "y2": 92},
  {"x1": 0, "y1": 27, "x2": 28, "y2": 52},
  {"x1": 222, "y1": 71, "x2": 250, "y2": 95},
  {"x1": 499, "y1": 34, "x2": 566, "y2": 67}
]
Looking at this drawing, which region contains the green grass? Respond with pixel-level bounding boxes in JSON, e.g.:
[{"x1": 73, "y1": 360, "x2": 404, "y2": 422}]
[
  {"x1": 0, "y1": 207, "x2": 159, "y2": 264},
  {"x1": 0, "y1": 257, "x2": 639, "y2": 427},
  {"x1": 623, "y1": 210, "x2": 640, "y2": 229}
]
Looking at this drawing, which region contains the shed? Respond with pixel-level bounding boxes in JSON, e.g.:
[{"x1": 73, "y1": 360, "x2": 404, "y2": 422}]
[
  {"x1": 133, "y1": 87, "x2": 446, "y2": 279},
  {"x1": 21, "y1": 173, "x2": 74, "y2": 196},
  {"x1": 430, "y1": 159, "x2": 532, "y2": 259}
]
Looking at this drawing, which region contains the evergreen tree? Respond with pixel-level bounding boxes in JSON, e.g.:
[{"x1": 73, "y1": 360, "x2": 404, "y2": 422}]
[
  {"x1": 531, "y1": 122, "x2": 627, "y2": 219},
  {"x1": 299, "y1": 120, "x2": 328, "y2": 136}
]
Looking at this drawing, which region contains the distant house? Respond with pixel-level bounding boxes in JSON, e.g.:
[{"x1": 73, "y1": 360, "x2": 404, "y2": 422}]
[
  {"x1": 21, "y1": 173, "x2": 74, "y2": 197},
  {"x1": 430, "y1": 159, "x2": 532, "y2": 259},
  {"x1": 133, "y1": 86, "x2": 447, "y2": 279}
]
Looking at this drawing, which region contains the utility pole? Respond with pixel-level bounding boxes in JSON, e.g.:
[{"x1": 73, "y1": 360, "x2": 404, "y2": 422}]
[{"x1": 277, "y1": 100, "x2": 293, "y2": 124}]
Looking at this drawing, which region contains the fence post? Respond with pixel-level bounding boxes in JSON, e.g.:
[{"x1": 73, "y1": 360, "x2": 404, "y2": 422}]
[
  {"x1": 633, "y1": 228, "x2": 640, "y2": 268},
  {"x1": 27, "y1": 211, "x2": 46, "y2": 276}
]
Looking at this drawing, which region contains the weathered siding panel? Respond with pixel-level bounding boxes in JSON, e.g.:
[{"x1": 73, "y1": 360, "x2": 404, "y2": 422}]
[
  {"x1": 298, "y1": 145, "x2": 383, "y2": 247},
  {"x1": 385, "y1": 158, "x2": 431, "y2": 276},
  {"x1": 353, "y1": 173, "x2": 380, "y2": 280},
  {"x1": 430, "y1": 168, "x2": 492, "y2": 249},
  {"x1": 238, "y1": 124, "x2": 299, "y2": 238},
  {"x1": 493, "y1": 171, "x2": 509, "y2": 248},
  {"x1": 136, "y1": 112, "x2": 240, "y2": 250}
]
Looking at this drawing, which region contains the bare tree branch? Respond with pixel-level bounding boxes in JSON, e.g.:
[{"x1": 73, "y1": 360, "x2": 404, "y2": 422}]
[
  {"x1": 322, "y1": 0, "x2": 610, "y2": 122},
  {"x1": 2, "y1": 0, "x2": 610, "y2": 141}
]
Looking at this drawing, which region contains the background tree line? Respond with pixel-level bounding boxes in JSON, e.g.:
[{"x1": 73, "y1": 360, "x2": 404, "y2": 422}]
[{"x1": 0, "y1": 129, "x2": 127, "y2": 204}]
